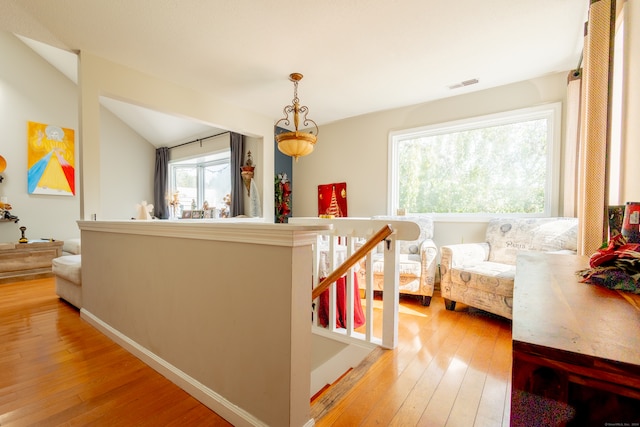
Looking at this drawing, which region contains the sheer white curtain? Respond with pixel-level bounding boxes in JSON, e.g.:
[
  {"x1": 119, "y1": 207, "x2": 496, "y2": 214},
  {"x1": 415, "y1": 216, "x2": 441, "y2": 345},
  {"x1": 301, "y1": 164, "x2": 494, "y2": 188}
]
[{"x1": 564, "y1": 70, "x2": 582, "y2": 218}]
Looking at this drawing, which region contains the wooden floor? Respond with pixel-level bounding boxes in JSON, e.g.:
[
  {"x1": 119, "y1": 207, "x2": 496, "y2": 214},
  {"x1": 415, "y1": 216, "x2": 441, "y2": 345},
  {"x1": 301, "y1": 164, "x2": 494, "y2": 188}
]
[
  {"x1": 0, "y1": 278, "x2": 512, "y2": 426},
  {"x1": 311, "y1": 293, "x2": 513, "y2": 427},
  {"x1": 0, "y1": 278, "x2": 231, "y2": 426}
]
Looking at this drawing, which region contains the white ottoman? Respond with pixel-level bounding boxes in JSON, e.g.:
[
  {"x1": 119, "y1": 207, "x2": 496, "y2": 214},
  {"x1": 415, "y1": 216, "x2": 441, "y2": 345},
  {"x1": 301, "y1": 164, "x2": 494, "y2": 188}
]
[{"x1": 52, "y1": 254, "x2": 82, "y2": 309}]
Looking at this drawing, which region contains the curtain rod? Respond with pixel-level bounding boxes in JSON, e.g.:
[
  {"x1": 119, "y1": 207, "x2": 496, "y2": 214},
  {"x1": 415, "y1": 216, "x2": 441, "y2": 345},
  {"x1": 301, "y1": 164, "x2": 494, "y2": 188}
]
[{"x1": 168, "y1": 131, "x2": 231, "y2": 150}]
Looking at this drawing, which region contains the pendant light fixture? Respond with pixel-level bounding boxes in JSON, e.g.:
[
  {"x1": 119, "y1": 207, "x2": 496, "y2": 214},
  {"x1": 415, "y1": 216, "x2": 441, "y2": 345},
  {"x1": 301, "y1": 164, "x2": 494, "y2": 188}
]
[{"x1": 275, "y1": 73, "x2": 318, "y2": 162}]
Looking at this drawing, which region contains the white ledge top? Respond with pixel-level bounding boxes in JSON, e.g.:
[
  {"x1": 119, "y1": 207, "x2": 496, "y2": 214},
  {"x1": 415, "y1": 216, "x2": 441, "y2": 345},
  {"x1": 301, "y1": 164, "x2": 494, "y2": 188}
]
[{"x1": 77, "y1": 219, "x2": 331, "y2": 247}]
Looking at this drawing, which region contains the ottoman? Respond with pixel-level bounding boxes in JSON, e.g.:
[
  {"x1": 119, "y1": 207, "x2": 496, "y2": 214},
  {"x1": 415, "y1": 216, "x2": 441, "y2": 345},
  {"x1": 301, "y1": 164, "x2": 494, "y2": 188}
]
[{"x1": 52, "y1": 254, "x2": 82, "y2": 309}]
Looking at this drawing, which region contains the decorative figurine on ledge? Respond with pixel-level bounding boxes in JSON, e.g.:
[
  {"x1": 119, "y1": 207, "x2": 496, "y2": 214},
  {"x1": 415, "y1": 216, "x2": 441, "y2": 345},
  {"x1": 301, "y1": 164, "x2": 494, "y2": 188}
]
[
  {"x1": 0, "y1": 199, "x2": 19, "y2": 223},
  {"x1": 135, "y1": 200, "x2": 154, "y2": 220},
  {"x1": 168, "y1": 191, "x2": 180, "y2": 219},
  {"x1": 220, "y1": 194, "x2": 231, "y2": 218},
  {"x1": 19, "y1": 226, "x2": 28, "y2": 243},
  {"x1": 2, "y1": 210, "x2": 19, "y2": 222}
]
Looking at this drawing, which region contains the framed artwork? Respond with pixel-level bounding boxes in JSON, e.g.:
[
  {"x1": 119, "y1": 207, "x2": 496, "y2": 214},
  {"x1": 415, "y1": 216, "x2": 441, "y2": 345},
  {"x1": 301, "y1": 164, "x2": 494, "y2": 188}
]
[
  {"x1": 318, "y1": 182, "x2": 347, "y2": 217},
  {"x1": 27, "y1": 121, "x2": 75, "y2": 196},
  {"x1": 191, "y1": 210, "x2": 204, "y2": 219},
  {"x1": 182, "y1": 210, "x2": 192, "y2": 219}
]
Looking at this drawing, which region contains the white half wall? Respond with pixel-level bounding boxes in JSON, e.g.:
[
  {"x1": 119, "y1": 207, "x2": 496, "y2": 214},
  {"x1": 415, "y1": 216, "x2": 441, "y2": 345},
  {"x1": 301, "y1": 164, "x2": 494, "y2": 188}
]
[{"x1": 78, "y1": 220, "x2": 327, "y2": 426}]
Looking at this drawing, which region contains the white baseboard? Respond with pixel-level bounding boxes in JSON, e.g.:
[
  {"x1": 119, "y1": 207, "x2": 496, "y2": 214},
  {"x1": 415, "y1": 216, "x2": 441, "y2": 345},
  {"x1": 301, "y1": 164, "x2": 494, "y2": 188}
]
[{"x1": 80, "y1": 309, "x2": 278, "y2": 427}]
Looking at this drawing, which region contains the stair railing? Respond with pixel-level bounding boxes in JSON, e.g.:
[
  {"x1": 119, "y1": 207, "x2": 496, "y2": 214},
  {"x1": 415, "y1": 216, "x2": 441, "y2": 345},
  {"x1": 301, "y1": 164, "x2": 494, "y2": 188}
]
[
  {"x1": 311, "y1": 224, "x2": 392, "y2": 300},
  {"x1": 289, "y1": 217, "x2": 421, "y2": 349}
]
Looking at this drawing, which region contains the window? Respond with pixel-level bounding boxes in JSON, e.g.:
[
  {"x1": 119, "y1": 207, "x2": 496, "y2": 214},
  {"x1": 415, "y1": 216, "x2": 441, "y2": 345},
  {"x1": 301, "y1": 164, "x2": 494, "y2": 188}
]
[
  {"x1": 389, "y1": 103, "x2": 561, "y2": 218},
  {"x1": 169, "y1": 151, "x2": 230, "y2": 213}
]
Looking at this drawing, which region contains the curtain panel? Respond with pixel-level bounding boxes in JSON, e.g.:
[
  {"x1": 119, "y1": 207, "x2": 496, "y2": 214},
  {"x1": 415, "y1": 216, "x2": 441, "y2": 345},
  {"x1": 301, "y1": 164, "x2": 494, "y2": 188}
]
[
  {"x1": 154, "y1": 147, "x2": 169, "y2": 219},
  {"x1": 230, "y1": 133, "x2": 245, "y2": 217},
  {"x1": 563, "y1": 70, "x2": 582, "y2": 218},
  {"x1": 576, "y1": 0, "x2": 616, "y2": 255}
]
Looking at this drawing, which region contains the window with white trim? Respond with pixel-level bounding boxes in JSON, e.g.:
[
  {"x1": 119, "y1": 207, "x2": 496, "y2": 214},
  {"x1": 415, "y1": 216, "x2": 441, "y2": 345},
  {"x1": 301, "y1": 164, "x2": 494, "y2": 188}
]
[
  {"x1": 169, "y1": 150, "x2": 230, "y2": 213},
  {"x1": 389, "y1": 103, "x2": 561, "y2": 218}
]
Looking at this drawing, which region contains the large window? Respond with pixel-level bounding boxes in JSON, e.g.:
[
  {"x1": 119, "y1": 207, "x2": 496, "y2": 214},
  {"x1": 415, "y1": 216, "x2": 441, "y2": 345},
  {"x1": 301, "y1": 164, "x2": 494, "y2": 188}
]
[
  {"x1": 389, "y1": 103, "x2": 561, "y2": 218},
  {"x1": 169, "y1": 151, "x2": 230, "y2": 213}
]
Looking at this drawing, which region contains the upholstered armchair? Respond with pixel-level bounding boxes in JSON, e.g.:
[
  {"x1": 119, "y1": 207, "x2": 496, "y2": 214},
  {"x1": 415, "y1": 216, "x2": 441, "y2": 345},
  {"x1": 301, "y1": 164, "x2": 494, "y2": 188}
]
[
  {"x1": 362, "y1": 216, "x2": 438, "y2": 306},
  {"x1": 439, "y1": 217, "x2": 578, "y2": 319}
]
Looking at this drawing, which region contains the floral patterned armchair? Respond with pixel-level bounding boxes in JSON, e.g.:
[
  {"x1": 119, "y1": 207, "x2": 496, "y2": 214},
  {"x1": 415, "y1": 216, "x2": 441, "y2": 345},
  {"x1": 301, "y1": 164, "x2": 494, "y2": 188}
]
[{"x1": 439, "y1": 217, "x2": 578, "y2": 319}]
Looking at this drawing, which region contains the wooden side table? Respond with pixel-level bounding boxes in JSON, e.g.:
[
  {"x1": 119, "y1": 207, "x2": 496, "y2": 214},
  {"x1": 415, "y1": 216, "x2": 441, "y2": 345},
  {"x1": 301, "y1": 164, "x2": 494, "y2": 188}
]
[
  {"x1": 0, "y1": 240, "x2": 63, "y2": 283},
  {"x1": 511, "y1": 252, "x2": 640, "y2": 426}
]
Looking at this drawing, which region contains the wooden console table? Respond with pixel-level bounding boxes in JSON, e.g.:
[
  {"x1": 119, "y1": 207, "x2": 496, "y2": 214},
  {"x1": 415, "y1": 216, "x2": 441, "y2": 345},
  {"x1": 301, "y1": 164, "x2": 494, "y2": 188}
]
[
  {"x1": 0, "y1": 240, "x2": 63, "y2": 283},
  {"x1": 511, "y1": 252, "x2": 640, "y2": 426}
]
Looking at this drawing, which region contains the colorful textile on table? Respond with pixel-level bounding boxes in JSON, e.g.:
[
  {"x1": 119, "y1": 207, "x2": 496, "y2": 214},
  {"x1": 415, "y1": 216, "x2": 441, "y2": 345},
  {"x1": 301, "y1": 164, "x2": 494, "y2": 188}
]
[{"x1": 577, "y1": 234, "x2": 640, "y2": 294}]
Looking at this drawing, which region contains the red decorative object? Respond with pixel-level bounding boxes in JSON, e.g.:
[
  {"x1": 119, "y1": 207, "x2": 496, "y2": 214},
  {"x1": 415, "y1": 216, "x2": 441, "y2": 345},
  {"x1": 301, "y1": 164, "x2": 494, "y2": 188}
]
[
  {"x1": 577, "y1": 233, "x2": 640, "y2": 294},
  {"x1": 588, "y1": 233, "x2": 640, "y2": 268},
  {"x1": 318, "y1": 182, "x2": 347, "y2": 217},
  {"x1": 318, "y1": 272, "x2": 365, "y2": 329}
]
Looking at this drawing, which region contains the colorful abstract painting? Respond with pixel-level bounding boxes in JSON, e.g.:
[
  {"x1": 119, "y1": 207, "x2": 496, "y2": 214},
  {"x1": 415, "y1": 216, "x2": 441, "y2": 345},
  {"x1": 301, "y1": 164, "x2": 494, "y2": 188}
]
[{"x1": 27, "y1": 121, "x2": 75, "y2": 196}]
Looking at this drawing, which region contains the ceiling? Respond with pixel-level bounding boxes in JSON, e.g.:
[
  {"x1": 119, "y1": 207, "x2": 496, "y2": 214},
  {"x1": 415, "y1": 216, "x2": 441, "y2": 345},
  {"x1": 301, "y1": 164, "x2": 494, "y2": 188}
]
[{"x1": 0, "y1": 0, "x2": 588, "y2": 147}]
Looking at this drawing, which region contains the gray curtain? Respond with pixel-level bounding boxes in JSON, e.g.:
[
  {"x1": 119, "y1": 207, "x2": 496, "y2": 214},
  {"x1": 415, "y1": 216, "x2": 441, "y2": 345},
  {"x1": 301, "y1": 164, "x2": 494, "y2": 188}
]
[
  {"x1": 230, "y1": 133, "x2": 245, "y2": 217},
  {"x1": 154, "y1": 147, "x2": 169, "y2": 219}
]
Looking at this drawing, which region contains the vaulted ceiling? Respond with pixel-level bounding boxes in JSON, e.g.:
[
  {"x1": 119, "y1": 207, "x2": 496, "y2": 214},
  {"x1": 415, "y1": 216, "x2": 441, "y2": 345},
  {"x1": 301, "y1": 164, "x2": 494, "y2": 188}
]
[{"x1": 0, "y1": 0, "x2": 588, "y2": 146}]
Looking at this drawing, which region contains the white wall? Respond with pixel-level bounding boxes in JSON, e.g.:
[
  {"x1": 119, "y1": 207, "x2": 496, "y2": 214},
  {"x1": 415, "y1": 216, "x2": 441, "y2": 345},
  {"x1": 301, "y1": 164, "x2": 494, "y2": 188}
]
[
  {"x1": 292, "y1": 72, "x2": 569, "y2": 249},
  {"x1": 0, "y1": 32, "x2": 157, "y2": 242},
  {"x1": 0, "y1": 32, "x2": 79, "y2": 242},
  {"x1": 99, "y1": 105, "x2": 155, "y2": 220}
]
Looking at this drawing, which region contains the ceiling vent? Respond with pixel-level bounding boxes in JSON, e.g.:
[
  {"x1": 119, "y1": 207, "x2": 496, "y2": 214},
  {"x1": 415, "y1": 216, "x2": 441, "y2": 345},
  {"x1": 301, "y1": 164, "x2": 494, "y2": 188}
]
[{"x1": 448, "y1": 78, "x2": 479, "y2": 90}]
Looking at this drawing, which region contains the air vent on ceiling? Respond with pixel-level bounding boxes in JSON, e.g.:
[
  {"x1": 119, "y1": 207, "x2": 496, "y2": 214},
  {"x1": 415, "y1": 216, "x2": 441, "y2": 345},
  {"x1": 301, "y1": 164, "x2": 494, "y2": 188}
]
[{"x1": 448, "y1": 78, "x2": 479, "y2": 90}]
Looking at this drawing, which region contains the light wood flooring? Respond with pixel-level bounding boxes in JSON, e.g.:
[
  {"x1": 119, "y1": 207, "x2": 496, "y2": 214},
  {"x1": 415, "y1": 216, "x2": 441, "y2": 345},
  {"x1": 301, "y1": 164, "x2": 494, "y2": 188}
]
[
  {"x1": 0, "y1": 278, "x2": 512, "y2": 426},
  {"x1": 312, "y1": 293, "x2": 513, "y2": 426}
]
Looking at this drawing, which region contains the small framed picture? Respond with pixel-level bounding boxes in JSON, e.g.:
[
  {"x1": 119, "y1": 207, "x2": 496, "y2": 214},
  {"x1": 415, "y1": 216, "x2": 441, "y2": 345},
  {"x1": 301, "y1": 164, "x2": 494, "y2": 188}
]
[
  {"x1": 182, "y1": 210, "x2": 192, "y2": 219},
  {"x1": 192, "y1": 210, "x2": 204, "y2": 219}
]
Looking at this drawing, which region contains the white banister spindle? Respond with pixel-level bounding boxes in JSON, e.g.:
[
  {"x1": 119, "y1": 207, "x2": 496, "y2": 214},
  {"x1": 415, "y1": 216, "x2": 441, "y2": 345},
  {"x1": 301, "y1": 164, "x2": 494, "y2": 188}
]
[
  {"x1": 382, "y1": 233, "x2": 400, "y2": 349},
  {"x1": 364, "y1": 251, "x2": 374, "y2": 342},
  {"x1": 312, "y1": 234, "x2": 321, "y2": 327},
  {"x1": 345, "y1": 234, "x2": 356, "y2": 335},
  {"x1": 328, "y1": 234, "x2": 337, "y2": 331}
]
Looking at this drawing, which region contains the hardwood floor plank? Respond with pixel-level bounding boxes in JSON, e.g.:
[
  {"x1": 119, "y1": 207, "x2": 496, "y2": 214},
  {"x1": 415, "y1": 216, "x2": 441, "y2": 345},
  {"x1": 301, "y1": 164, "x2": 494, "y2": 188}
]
[
  {"x1": 365, "y1": 308, "x2": 468, "y2": 426},
  {"x1": 320, "y1": 301, "x2": 442, "y2": 426},
  {"x1": 416, "y1": 315, "x2": 485, "y2": 426}
]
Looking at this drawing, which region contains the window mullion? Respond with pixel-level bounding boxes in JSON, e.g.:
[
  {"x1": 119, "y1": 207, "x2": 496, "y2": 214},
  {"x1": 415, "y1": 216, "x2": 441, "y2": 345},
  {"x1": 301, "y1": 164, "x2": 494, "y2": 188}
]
[{"x1": 197, "y1": 165, "x2": 205, "y2": 208}]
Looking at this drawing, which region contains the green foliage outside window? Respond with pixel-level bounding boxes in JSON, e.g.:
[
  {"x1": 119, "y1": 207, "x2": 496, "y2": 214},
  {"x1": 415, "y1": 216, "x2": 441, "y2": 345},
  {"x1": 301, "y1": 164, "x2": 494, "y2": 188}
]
[{"x1": 394, "y1": 110, "x2": 555, "y2": 216}]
